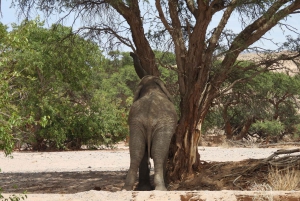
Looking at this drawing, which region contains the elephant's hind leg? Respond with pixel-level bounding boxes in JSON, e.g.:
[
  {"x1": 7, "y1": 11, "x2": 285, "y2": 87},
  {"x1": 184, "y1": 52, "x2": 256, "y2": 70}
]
[
  {"x1": 151, "y1": 129, "x2": 173, "y2": 191},
  {"x1": 123, "y1": 129, "x2": 146, "y2": 191}
]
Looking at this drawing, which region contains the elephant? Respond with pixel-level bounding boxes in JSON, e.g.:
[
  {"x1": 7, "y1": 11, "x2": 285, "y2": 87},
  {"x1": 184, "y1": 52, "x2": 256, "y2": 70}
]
[{"x1": 123, "y1": 53, "x2": 178, "y2": 191}]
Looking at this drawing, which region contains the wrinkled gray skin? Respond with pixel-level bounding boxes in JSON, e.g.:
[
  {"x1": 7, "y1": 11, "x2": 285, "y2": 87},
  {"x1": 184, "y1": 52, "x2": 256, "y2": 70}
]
[{"x1": 123, "y1": 53, "x2": 177, "y2": 191}]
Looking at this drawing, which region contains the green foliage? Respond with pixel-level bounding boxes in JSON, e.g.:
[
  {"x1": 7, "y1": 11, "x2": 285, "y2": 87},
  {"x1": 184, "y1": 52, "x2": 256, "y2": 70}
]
[
  {"x1": 0, "y1": 191, "x2": 27, "y2": 201},
  {"x1": 155, "y1": 51, "x2": 180, "y2": 112},
  {"x1": 88, "y1": 93, "x2": 128, "y2": 147},
  {"x1": 6, "y1": 19, "x2": 101, "y2": 149},
  {"x1": 207, "y1": 60, "x2": 300, "y2": 139},
  {"x1": 202, "y1": 108, "x2": 224, "y2": 133},
  {"x1": 0, "y1": 22, "x2": 34, "y2": 155},
  {"x1": 0, "y1": 19, "x2": 130, "y2": 151},
  {"x1": 294, "y1": 124, "x2": 300, "y2": 138},
  {"x1": 101, "y1": 52, "x2": 139, "y2": 109},
  {"x1": 251, "y1": 120, "x2": 285, "y2": 136}
]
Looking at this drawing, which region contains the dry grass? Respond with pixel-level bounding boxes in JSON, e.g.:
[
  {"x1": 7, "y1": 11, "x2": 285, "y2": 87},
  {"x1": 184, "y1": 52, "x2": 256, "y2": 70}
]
[
  {"x1": 219, "y1": 140, "x2": 233, "y2": 148},
  {"x1": 249, "y1": 182, "x2": 273, "y2": 201},
  {"x1": 267, "y1": 166, "x2": 300, "y2": 191},
  {"x1": 246, "y1": 166, "x2": 300, "y2": 201},
  {"x1": 249, "y1": 182, "x2": 273, "y2": 191}
]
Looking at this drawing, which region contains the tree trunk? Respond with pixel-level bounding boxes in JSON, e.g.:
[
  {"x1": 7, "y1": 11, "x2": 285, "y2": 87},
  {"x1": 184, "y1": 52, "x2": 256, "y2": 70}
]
[
  {"x1": 223, "y1": 104, "x2": 233, "y2": 139},
  {"x1": 225, "y1": 121, "x2": 233, "y2": 140},
  {"x1": 168, "y1": 78, "x2": 216, "y2": 181},
  {"x1": 168, "y1": 103, "x2": 202, "y2": 181},
  {"x1": 235, "y1": 118, "x2": 253, "y2": 140}
]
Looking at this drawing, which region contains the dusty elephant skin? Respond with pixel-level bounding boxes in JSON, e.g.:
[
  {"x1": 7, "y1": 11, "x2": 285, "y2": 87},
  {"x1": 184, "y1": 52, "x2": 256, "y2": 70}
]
[{"x1": 123, "y1": 53, "x2": 177, "y2": 191}]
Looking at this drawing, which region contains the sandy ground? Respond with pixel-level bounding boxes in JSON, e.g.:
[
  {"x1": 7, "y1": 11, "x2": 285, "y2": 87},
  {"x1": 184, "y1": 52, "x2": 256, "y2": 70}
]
[
  {"x1": 1, "y1": 143, "x2": 300, "y2": 201},
  {"x1": 0, "y1": 145, "x2": 281, "y2": 173},
  {"x1": 3, "y1": 190, "x2": 300, "y2": 201}
]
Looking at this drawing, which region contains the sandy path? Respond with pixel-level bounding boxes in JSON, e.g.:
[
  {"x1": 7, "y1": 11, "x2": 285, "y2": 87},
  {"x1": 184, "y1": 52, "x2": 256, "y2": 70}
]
[
  {"x1": 3, "y1": 191, "x2": 300, "y2": 201},
  {"x1": 0, "y1": 145, "x2": 279, "y2": 173},
  {"x1": 1, "y1": 144, "x2": 299, "y2": 201}
]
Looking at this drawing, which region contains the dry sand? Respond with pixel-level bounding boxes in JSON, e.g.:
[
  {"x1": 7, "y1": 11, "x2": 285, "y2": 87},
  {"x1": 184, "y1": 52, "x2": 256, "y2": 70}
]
[
  {"x1": 1, "y1": 143, "x2": 300, "y2": 200},
  {"x1": 0, "y1": 145, "x2": 280, "y2": 173}
]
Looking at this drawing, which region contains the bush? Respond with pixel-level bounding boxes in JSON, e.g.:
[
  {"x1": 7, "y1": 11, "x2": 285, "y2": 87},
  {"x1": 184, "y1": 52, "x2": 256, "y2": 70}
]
[
  {"x1": 251, "y1": 120, "x2": 285, "y2": 137},
  {"x1": 1, "y1": 20, "x2": 130, "y2": 151}
]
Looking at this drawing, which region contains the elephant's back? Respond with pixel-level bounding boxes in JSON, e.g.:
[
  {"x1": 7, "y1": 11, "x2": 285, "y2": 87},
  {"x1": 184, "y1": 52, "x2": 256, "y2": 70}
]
[{"x1": 128, "y1": 92, "x2": 177, "y2": 125}]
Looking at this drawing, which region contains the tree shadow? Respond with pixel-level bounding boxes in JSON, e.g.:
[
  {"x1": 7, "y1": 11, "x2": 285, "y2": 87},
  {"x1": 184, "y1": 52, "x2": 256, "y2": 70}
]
[{"x1": 0, "y1": 171, "x2": 127, "y2": 193}]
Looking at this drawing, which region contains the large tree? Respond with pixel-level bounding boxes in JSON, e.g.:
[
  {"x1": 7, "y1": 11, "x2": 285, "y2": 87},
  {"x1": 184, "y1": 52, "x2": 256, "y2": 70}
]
[{"x1": 9, "y1": 0, "x2": 300, "y2": 181}]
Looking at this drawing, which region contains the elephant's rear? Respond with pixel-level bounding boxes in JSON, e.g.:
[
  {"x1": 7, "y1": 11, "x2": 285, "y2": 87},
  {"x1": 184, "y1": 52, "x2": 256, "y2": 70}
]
[
  {"x1": 128, "y1": 93, "x2": 177, "y2": 159},
  {"x1": 125, "y1": 75, "x2": 177, "y2": 191},
  {"x1": 128, "y1": 93, "x2": 177, "y2": 133}
]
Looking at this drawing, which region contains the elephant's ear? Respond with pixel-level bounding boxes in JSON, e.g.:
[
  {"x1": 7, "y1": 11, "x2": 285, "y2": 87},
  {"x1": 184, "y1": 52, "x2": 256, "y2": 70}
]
[
  {"x1": 130, "y1": 52, "x2": 148, "y2": 79},
  {"x1": 154, "y1": 78, "x2": 174, "y2": 102},
  {"x1": 133, "y1": 84, "x2": 143, "y2": 102}
]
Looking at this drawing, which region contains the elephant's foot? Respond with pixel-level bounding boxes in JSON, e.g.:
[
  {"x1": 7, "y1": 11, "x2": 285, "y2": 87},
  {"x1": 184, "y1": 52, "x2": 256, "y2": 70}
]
[
  {"x1": 122, "y1": 185, "x2": 133, "y2": 191},
  {"x1": 154, "y1": 185, "x2": 167, "y2": 191},
  {"x1": 137, "y1": 183, "x2": 152, "y2": 191}
]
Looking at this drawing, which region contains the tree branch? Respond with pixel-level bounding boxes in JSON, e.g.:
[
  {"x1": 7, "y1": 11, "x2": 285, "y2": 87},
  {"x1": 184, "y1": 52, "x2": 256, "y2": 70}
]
[
  {"x1": 76, "y1": 25, "x2": 135, "y2": 50},
  {"x1": 207, "y1": 0, "x2": 237, "y2": 55},
  {"x1": 215, "y1": 0, "x2": 300, "y2": 89},
  {"x1": 210, "y1": 0, "x2": 227, "y2": 13},
  {"x1": 155, "y1": 0, "x2": 172, "y2": 33},
  {"x1": 168, "y1": 0, "x2": 187, "y2": 96},
  {"x1": 185, "y1": 0, "x2": 198, "y2": 17},
  {"x1": 219, "y1": 51, "x2": 300, "y2": 95}
]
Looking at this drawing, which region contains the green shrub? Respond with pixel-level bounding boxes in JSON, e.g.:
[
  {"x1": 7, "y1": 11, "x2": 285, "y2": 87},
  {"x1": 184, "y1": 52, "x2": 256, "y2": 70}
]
[{"x1": 251, "y1": 120, "x2": 285, "y2": 137}]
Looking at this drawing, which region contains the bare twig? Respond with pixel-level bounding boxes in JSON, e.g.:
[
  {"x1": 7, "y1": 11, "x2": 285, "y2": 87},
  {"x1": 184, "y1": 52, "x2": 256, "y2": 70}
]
[{"x1": 233, "y1": 175, "x2": 243, "y2": 190}]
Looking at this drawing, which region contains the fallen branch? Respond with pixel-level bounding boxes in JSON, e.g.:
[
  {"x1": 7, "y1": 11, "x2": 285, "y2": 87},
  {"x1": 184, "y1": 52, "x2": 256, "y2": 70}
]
[
  {"x1": 223, "y1": 148, "x2": 300, "y2": 178},
  {"x1": 263, "y1": 148, "x2": 300, "y2": 167},
  {"x1": 232, "y1": 175, "x2": 243, "y2": 190}
]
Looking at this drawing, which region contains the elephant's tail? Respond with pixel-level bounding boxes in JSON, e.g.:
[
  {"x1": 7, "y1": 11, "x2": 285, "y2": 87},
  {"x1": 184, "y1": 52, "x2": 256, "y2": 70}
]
[{"x1": 147, "y1": 131, "x2": 151, "y2": 169}]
